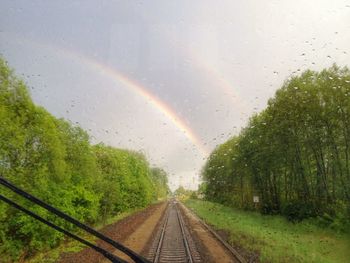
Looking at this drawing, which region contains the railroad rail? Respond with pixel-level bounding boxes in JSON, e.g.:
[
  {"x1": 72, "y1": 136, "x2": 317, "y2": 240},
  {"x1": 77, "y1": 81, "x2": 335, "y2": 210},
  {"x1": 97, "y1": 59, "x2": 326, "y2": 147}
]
[
  {"x1": 180, "y1": 203, "x2": 247, "y2": 263},
  {"x1": 147, "y1": 200, "x2": 201, "y2": 263}
]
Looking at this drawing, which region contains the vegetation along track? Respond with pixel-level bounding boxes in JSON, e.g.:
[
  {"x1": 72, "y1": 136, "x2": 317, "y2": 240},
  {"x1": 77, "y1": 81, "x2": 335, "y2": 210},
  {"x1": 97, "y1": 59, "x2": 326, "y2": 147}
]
[{"x1": 146, "y1": 200, "x2": 201, "y2": 263}]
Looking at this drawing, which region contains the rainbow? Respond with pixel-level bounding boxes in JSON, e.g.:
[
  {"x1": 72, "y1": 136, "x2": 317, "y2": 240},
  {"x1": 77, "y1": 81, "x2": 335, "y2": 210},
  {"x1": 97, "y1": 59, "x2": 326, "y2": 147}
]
[
  {"x1": 5, "y1": 33, "x2": 209, "y2": 156},
  {"x1": 190, "y1": 56, "x2": 249, "y2": 114},
  {"x1": 62, "y1": 51, "x2": 209, "y2": 155},
  {"x1": 191, "y1": 56, "x2": 248, "y2": 112},
  {"x1": 162, "y1": 30, "x2": 248, "y2": 112}
]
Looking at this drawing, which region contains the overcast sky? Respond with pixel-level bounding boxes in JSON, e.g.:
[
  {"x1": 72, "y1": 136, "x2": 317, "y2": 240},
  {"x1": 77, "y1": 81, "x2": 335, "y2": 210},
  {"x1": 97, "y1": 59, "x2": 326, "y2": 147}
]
[{"x1": 1, "y1": 0, "x2": 349, "y2": 190}]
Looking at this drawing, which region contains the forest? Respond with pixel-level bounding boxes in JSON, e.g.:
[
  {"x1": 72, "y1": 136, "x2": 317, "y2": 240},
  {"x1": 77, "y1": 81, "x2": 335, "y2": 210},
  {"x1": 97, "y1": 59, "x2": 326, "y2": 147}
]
[
  {"x1": 0, "y1": 57, "x2": 169, "y2": 261},
  {"x1": 202, "y1": 65, "x2": 350, "y2": 229}
]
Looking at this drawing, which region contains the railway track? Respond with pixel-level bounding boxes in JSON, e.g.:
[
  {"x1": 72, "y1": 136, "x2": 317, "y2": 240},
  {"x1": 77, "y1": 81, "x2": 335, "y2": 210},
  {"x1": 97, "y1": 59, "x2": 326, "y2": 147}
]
[{"x1": 146, "y1": 201, "x2": 201, "y2": 263}]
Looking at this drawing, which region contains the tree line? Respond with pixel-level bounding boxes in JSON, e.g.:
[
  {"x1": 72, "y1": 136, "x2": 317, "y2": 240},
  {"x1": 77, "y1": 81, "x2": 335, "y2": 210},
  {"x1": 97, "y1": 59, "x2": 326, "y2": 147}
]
[
  {"x1": 0, "y1": 57, "x2": 169, "y2": 261},
  {"x1": 202, "y1": 65, "x2": 350, "y2": 227}
]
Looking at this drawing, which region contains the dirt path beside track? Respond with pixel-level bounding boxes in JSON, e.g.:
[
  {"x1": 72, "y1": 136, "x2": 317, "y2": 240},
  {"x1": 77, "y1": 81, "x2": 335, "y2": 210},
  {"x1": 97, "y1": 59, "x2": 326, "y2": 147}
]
[
  {"x1": 59, "y1": 202, "x2": 167, "y2": 263},
  {"x1": 102, "y1": 202, "x2": 167, "y2": 262},
  {"x1": 179, "y1": 203, "x2": 239, "y2": 263}
]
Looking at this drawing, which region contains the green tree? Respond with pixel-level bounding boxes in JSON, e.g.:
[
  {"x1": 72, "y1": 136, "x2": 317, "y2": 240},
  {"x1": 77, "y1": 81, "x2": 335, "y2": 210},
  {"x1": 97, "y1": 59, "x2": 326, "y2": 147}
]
[
  {"x1": 202, "y1": 64, "x2": 350, "y2": 225},
  {"x1": 0, "y1": 57, "x2": 169, "y2": 260}
]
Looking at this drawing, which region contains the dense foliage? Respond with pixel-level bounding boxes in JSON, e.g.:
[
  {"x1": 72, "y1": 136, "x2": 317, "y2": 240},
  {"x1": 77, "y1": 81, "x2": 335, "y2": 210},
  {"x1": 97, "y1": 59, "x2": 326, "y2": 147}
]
[
  {"x1": 203, "y1": 65, "x2": 350, "y2": 226},
  {"x1": 0, "y1": 57, "x2": 169, "y2": 261},
  {"x1": 149, "y1": 168, "x2": 170, "y2": 200},
  {"x1": 173, "y1": 186, "x2": 199, "y2": 200}
]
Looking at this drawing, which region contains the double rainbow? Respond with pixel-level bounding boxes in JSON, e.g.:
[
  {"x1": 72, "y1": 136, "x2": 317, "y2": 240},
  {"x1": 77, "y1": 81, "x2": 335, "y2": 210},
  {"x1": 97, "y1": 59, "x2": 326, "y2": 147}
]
[{"x1": 6, "y1": 34, "x2": 209, "y2": 156}]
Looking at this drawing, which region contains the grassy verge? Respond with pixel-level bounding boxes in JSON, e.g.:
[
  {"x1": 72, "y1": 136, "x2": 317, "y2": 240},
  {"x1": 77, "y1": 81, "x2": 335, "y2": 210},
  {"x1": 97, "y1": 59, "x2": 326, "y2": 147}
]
[
  {"x1": 25, "y1": 208, "x2": 143, "y2": 263},
  {"x1": 185, "y1": 199, "x2": 350, "y2": 263}
]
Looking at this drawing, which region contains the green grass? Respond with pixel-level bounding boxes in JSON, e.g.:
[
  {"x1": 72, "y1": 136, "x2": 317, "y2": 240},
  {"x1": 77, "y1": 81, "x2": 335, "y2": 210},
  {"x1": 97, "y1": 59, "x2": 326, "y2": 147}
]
[{"x1": 185, "y1": 199, "x2": 350, "y2": 263}]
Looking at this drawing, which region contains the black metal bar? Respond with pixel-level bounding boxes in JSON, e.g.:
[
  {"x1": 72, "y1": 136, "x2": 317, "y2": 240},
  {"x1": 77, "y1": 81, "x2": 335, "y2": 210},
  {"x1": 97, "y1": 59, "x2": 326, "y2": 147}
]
[
  {"x1": 0, "y1": 193, "x2": 127, "y2": 263},
  {"x1": 0, "y1": 176, "x2": 151, "y2": 263}
]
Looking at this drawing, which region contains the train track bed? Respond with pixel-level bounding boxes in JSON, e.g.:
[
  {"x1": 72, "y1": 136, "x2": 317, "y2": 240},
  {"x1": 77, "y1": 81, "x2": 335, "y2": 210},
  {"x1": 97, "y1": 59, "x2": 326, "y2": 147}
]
[
  {"x1": 180, "y1": 203, "x2": 248, "y2": 263},
  {"x1": 146, "y1": 201, "x2": 201, "y2": 263},
  {"x1": 146, "y1": 200, "x2": 247, "y2": 263}
]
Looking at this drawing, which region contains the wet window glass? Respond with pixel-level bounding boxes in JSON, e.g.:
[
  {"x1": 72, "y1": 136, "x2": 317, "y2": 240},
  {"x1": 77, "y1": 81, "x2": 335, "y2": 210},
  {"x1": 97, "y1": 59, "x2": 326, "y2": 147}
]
[{"x1": 0, "y1": 1, "x2": 349, "y2": 263}]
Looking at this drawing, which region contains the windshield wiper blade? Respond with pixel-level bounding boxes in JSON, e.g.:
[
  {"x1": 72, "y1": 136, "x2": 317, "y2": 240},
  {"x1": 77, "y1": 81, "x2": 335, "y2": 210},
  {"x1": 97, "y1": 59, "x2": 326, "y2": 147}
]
[
  {"x1": 0, "y1": 193, "x2": 127, "y2": 263},
  {"x1": 0, "y1": 176, "x2": 151, "y2": 263}
]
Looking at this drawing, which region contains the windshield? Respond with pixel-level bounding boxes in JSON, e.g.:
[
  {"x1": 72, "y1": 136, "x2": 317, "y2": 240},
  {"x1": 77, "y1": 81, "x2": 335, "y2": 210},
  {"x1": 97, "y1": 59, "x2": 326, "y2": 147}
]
[{"x1": 1, "y1": 1, "x2": 349, "y2": 263}]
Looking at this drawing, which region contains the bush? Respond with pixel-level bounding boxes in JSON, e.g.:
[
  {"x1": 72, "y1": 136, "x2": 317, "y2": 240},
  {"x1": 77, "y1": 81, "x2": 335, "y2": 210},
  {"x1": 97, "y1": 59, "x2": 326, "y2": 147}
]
[
  {"x1": 282, "y1": 200, "x2": 317, "y2": 222},
  {"x1": 315, "y1": 201, "x2": 350, "y2": 233}
]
